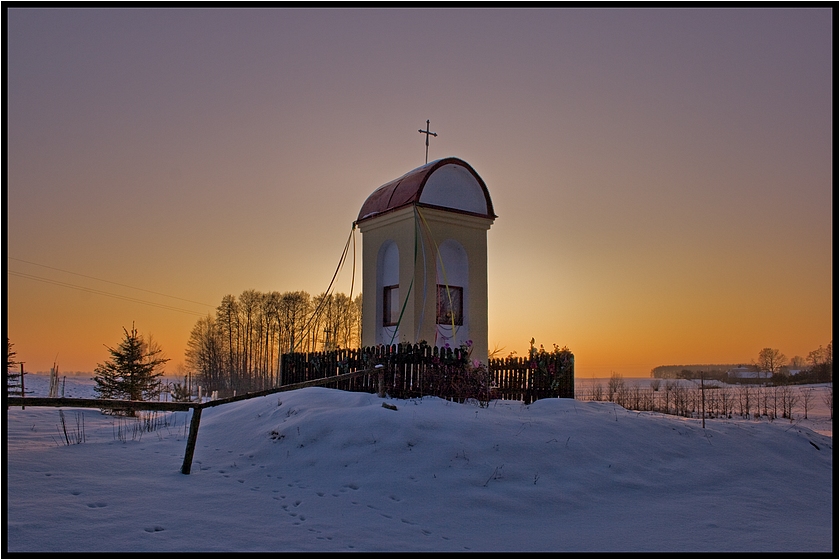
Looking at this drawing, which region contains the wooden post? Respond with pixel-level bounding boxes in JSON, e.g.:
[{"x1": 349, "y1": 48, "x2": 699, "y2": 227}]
[
  {"x1": 181, "y1": 406, "x2": 203, "y2": 475},
  {"x1": 376, "y1": 365, "x2": 385, "y2": 398},
  {"x1": 700, "y1": 372, "x2": 706, "y2": 429}
]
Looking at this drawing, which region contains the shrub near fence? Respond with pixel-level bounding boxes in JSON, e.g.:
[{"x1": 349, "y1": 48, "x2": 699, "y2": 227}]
[{"x1": 277, "y1": 343, "x2": 575, "y2": 404}]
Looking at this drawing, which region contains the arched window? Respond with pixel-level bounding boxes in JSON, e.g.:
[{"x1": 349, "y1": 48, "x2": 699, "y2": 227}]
[
  {"x1": 435, "y1": 239, "x2": 468, "y2": 346},
  {"x1": 377, "y1": 240, "x2": 399, "y2": 344}
]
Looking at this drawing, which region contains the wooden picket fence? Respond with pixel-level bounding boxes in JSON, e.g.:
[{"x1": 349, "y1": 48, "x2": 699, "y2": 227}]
[{"x1": 278, "y1": 344, "x2": 575, "y2": 404}]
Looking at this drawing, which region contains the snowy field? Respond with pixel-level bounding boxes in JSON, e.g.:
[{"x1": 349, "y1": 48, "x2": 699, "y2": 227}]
[{"x1": 5, "y1": 375, "x2": 834, "y2": 553}]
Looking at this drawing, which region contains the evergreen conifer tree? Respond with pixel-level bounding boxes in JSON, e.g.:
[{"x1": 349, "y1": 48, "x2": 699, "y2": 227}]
[
  {"x1": 93, "y1": 324, "x2": 168, "y2": 406},
  {"x1": 6, "y1": 337, "x2": 21, "y2": 396}
]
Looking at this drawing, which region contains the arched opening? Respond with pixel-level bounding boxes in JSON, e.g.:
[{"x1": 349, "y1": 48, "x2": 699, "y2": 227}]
[
  {"x1": 435, "y1": 239, "x2": 469, "y2": 349},
  {"x1": 376, "y1": 240, "x2": 399, "y2": 345}
]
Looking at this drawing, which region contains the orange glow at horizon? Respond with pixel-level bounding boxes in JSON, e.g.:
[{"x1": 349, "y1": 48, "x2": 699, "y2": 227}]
[{"x1": 6, "y1": 8, "x2": 833, "y2": 379}]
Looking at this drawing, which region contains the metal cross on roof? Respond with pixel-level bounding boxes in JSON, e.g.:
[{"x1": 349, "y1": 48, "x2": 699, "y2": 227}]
[{"x1": 418, "y1": 119, "x2": 437, "y2": 164}]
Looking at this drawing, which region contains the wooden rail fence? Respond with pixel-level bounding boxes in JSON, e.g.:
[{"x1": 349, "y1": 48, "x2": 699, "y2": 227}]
[
  {"x1": 7, "y1": 344, "x2": 574, "y2": 475},
  {"x1": 6, "y1": 368, "x2": 379, "y2": 475}
]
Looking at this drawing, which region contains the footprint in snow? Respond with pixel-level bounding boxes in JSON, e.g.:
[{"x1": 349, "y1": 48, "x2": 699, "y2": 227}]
[
  {"x1": 144, "y1": 526, "x2": 165, "y2": 533},
  {"x1": 70, "y1": 490, "x2": 82, "y2": 496},
  {"x1": 401, "y1": 519, "x2": 416, "y2": 525},
  {"x1": 87, "y1": 502, "x2": 107, "y2": 508}
]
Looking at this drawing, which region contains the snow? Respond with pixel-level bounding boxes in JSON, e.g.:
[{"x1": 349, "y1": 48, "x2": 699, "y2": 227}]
[{"x1": 6, "y1": 376, "x2": 834, "y2": 553}]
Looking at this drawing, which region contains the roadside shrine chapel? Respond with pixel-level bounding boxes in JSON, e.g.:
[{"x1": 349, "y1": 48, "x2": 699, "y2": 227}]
[{"x1": 355, "y1": 157, "x2": 496, "y2": 363}]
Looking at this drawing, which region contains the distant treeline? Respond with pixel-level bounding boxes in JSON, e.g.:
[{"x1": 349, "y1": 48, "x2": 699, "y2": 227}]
[
  {"x1": 651, "y1": 365, "x2": 741, "y2": 379},
  {"x1": 33, "y1": 371, "x2": 92, "y2": 377},
  {"x1": 186, "y1": 289, "x2": 362, "y2": 395}
]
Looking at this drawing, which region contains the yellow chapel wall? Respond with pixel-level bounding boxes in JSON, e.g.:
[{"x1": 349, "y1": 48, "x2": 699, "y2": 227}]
[{"x1": 358, "y1": 205, "x2": 493, "y2": 363}]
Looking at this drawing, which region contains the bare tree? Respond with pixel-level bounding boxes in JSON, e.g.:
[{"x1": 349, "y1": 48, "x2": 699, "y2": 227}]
[
  {"x1": 737, "y1": 384, "x2": 752, "y2": 418},
  {"x1": 789, "y1": 355, "x2": 806, "y2": 369},
  {"x1": 188, "y1": 289, "x2": 364, "y2": 395},
  {"x1": 279, "y1": 291, "x2": 311, "y2": 354},
  {"x1": 216, "y1": 294, "x2": 241, "y2": 391},
  {"x1": 630, "y1": 384, "x2": 641, "y2": 411},
  {"x1": 663, "y1": 379, "x2": 677, "y2": 414},
  {"x1": 592, "y1": 382, "x2": 603, "y2": 401},
  {"x1": 807, "y1": 342, "x2": 833, "y2": 381},
  {"x1": 780, "y1": 385, "x2": 798, "y2": 420},
  {"x1": 758, "y1": 386, "x2": 768, "y2": 419},
  {"x1": 757, "y1": 348, "x2": 787, "y2": 377},
  {"x1": 799, "y1": 387, "x2": 814, "y2": 420},
  {"x1": 823, "y1": 385, "x2": 833, "y2": 420},
  {"x1": 607, "y1": 372, "x2": 624, "y2": 403},
  {"x1": 670, "y1": 385, "x2": 683, "y2": 416},
  {"x1": 719, "y1": 386, "x2": 733, "y2": 418},
  {"x1": 186, "y1": 315, "x2": 225, "y2": 395}
]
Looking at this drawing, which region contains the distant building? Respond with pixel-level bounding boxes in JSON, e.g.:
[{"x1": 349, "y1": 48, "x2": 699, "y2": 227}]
[{"x1": 727, "y1": 366, "x2": 771, "y2": 379}]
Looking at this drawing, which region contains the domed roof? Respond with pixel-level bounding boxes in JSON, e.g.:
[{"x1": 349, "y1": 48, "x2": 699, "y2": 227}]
[{"x1": 356, "y1": 157, "x2": 495, "y2": 224}]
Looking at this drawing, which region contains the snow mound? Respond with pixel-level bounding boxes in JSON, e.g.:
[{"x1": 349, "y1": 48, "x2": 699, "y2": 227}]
[{"x1": 6, "y1": 387, "x2": 833, "y2": 552}]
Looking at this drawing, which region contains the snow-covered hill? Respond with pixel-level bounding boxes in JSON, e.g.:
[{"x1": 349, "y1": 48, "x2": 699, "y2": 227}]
[{"x1": 6, "y1": 386, "x2": 833, "y2": 553}]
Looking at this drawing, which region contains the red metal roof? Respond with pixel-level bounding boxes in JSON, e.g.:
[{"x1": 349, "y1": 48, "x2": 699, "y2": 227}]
[{"x1": 356, "y1": 157, "x2": 495, "y2": 224}]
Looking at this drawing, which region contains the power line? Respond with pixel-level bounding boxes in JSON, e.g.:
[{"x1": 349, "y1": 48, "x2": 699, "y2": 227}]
[
  {"x1": 8, "y1": 257, "x2": 214, "y2": 308},
  {"x1": 293, "y1": 226, "x2": 355, "y2": 352},
  {"x1": 7, "y1": 270, "x2": 208, "y2": 317}
]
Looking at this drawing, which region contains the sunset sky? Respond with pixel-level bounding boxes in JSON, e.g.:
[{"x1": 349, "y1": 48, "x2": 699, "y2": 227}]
[{"x1": 6, "y1": 7, "x2": 834, "y2": 377}]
